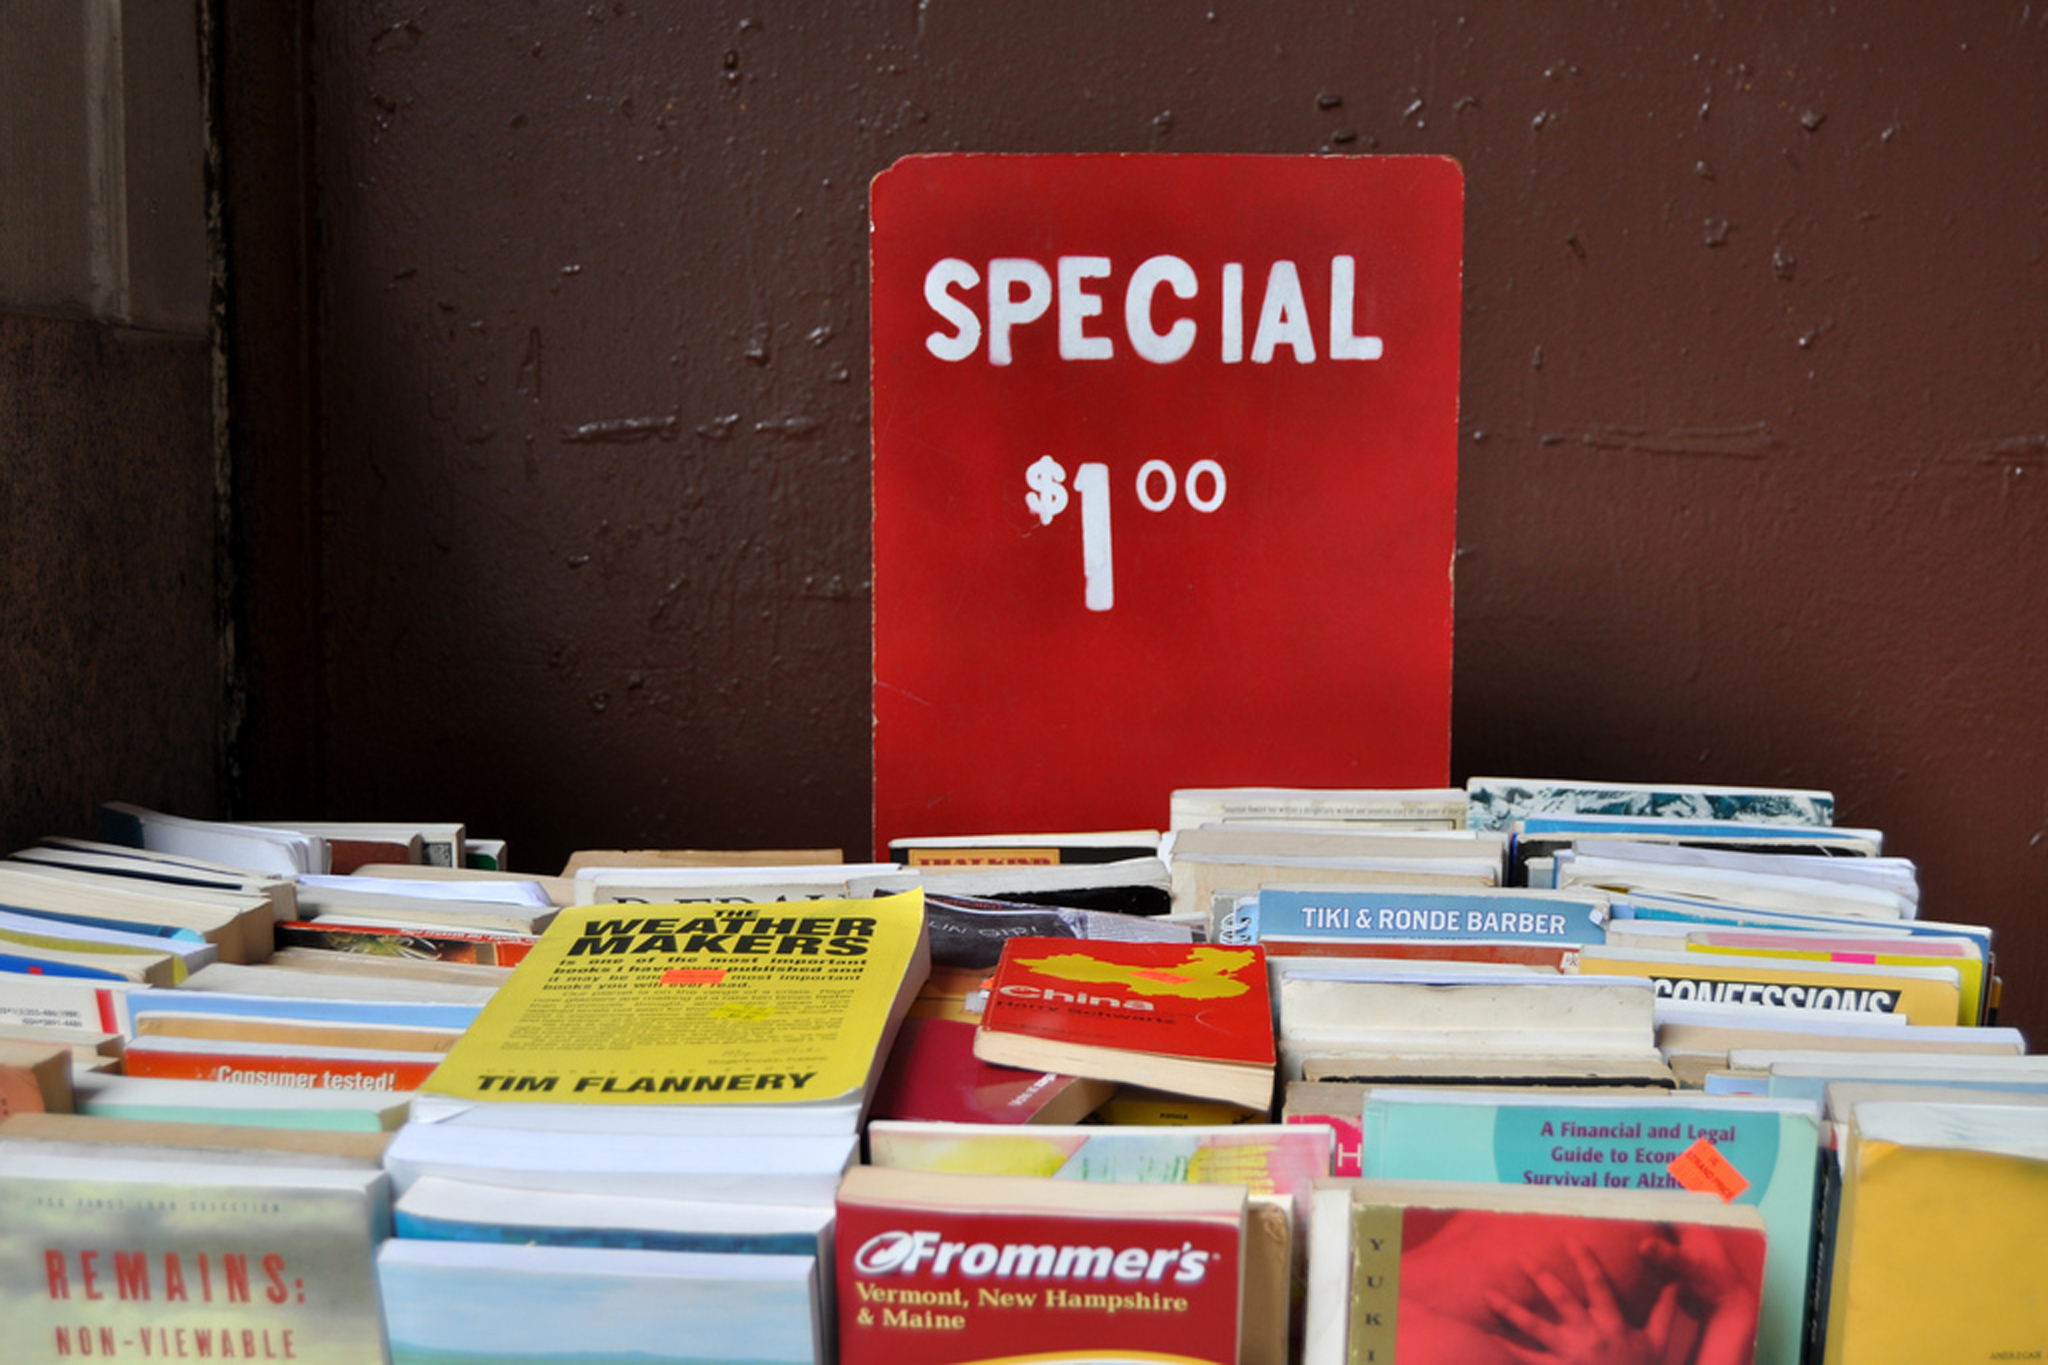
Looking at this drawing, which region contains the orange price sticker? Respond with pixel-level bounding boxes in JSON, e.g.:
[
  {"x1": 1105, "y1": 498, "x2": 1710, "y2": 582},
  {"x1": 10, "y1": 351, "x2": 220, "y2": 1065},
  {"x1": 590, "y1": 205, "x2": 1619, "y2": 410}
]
[
  {"x1": 661, "y1": 968, "x2": 726, "y2": 986},
  {"x1": 1668, "y1": 1136, "x2": 1749, "y2": 1203}
]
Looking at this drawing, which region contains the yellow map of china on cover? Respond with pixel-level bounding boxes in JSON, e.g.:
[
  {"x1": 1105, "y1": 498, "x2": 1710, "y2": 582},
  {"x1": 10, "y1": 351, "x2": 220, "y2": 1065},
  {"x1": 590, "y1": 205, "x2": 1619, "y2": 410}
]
[
  {"x1": 1017, "y1": 945, "x2": 1256, "y2": 999},
  {"x1": 421, "y1": 888, "x2": 928, "y2": 1106}
]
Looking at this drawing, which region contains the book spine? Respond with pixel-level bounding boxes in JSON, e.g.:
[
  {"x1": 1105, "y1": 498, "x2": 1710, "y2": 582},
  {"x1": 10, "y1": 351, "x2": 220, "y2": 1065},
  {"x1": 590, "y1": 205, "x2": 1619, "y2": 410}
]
[
  {"x1": 275, "y1": 920, "x2": 535, "y2": 966},
  {"x1": 97, "y1": 805, "x2": 146, "y2": 848},
  {"x1": 0, "y1": 952, "x2": 135, "y2": 984},
  {"x1": 121, "y1": 1048, "x2": 439, "y2": 1091},
  {"x1": 1347, "y1": 1203, "x2": 1403, "y2": 1365}
]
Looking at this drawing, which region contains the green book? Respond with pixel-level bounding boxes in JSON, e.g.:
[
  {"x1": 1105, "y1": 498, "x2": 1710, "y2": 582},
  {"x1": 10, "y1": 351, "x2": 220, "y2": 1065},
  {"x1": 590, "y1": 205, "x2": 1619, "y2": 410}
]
[{"x1": 1362, "y1": 1087, "x2": 1821, "y2": 1365}]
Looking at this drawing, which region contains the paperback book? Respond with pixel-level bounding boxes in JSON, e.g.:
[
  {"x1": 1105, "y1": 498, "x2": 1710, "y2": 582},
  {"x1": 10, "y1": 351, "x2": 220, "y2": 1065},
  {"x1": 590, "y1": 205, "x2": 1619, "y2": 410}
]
[
  {"x1": 416, "y1": 889, "x2": 930, "y2": 1134},
  {"x1": 972, "y1": 938, "x2": 1276, "y2": 1111},
  {"x1": 0, "y1": 1147, "x2": 391, "y2": 1364},
  {"x1": 1359, "y1": 1088, "x2": 1822, "y2": 1365},
  {"x1": 1305, "y1": 1178, "x2": 1768, "y2": 1365},
  {"x1": 1822, "y1": 1100, "x2": 2048, "y2": 1364},
  {"x1": 378, "y1": 1238, "x2": 822, "y2": 1365},
  {"x1": 836, "y1": 1164, "x2": 1248, "y2": 1365}
]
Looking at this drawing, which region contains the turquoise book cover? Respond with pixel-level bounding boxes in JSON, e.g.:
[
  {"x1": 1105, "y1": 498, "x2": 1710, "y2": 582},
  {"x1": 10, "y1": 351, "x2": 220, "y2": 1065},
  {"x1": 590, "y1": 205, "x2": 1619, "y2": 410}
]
[{"x1": 1361, "y1": 1089, "x2": 1821, "y2": 1365}]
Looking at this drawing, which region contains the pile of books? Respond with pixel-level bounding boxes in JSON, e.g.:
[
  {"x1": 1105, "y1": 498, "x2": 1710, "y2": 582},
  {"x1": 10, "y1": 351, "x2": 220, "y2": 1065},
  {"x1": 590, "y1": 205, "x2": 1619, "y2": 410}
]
[{"x1": 0, "y1": 781, "x2": 2039, "y2": 1365}]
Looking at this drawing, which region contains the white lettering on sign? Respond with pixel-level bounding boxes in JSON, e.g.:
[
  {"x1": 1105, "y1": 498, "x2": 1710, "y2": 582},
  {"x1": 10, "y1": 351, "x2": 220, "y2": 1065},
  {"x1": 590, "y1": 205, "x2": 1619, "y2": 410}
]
[
  {"x1": 923, "y1": 255, "x2": 1384, "y2": 366},
  {"x1": 1023, "y1": 456, "x2": 1230, "y2": 613}
]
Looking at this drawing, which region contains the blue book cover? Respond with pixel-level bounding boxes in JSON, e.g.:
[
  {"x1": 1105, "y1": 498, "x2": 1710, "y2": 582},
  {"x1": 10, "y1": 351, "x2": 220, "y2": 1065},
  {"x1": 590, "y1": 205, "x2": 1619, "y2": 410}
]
[
  {"x1": 0, "y1": 951, "x2": 134, "y2": 982},
  {"x1": 0, "y1": 901, "x2": 206, "y2": 943},
  {"x1": 377, "y1": 1240, "x2": 820, "y2": 1365},
  {"x1": 123, "y1": 986, "x2": 484, "y2": 1032},
  {"x1": 1619, "y1": 892, "x2": 1994, "y2": 956},
  {"x1": 1361, "y1": 1087, "x2": 1822, "y2": 1365},
  {"x1": 1252, "y1": 886, "x2": 1607, "y2": 946}
]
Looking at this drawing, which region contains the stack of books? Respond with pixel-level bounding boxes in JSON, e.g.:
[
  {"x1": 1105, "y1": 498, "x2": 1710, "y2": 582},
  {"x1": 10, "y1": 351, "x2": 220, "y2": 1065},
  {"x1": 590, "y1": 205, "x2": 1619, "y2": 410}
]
[
  {"x1": 0, "y1": 776, "x2": 2037, "y2": 1365},
  {"x1": 374, "y1": 884, "x2": 932, "y2": 1365}
]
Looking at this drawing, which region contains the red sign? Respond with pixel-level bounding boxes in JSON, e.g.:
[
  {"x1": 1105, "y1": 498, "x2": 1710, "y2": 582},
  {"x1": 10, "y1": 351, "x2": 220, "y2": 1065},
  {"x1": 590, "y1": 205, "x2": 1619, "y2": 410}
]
[{"x1": 872, "y1": 154, "x2": 1462, "y2": 853}]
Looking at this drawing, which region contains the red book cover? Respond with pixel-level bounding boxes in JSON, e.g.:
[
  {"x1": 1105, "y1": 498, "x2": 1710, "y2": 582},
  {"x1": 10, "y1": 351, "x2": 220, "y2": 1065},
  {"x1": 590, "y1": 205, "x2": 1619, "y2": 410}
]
[
  {"x1": 837, "y1": 1166, "x2": 1245, "y2": 1365},
  {"x1": 120, "y1": 1041, "x2": 439, "y2": 1092},
  {"x1": 1350, "y1": 1199, "x2": 1767, "y2": 1365},
  {"x1": 972, "y1": 939, "x2": 1275, "y2": 1110},
  {"x1": 872, "y1": 1015, "x2": 1116, "y2": 1127},
  {"x1": 872, "y1": 964, "x2": 1115, "y2": 1126}
]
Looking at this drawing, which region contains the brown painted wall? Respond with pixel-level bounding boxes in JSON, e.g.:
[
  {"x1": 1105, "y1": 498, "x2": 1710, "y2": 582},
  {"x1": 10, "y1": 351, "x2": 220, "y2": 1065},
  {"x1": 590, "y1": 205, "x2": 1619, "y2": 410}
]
[
  {"x1": 0, "y1": 313, "x2": 220, "y2": 854},
  {"x1": 235, "y1": 4, "x2": 2044, "y2": 1035}
]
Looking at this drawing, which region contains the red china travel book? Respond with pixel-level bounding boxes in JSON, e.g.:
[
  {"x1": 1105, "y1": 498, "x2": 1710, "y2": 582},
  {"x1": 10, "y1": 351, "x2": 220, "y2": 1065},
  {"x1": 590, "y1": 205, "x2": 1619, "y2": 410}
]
[{"x1": 972, "y1": 938, "x2": 1275, "y2": 1111}]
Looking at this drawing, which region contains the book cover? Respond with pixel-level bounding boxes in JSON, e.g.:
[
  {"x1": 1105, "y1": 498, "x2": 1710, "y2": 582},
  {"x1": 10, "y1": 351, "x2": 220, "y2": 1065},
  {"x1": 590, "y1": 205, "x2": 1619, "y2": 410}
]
[
  {"x1": 418, "y1": 889, "x2": 929, "y2": 1132},
  {"x1": 869, "y1": 1011, "x2": 1116, "y2": 1127},
  {"x1": 867, "y1": 1118, "x2": 1333, "y2": 1229},
  {"x1": 393, "y1": 1173, "x2": 833, "y2": 1259},
  {"x1": 72, "y1": 1071, "x2": 414, "y2": 1132},
  {"x1": 0, "y1": 1111, "x2": 392, "y2": 1164},
  {"x1": 0, "y1": 863, "x2": 272, "y2": 964},
  {"x1": 891, "y1": 830, "x2": 1162, "y2": 866},
  {"x1": 0, "y1": 972, "x2": 131, "y2": 1034},
  {"x1": 1573, "y1": 945, "x2": 1963, "y2": 1025},
  {"x1": 0, "y1": 1148, "x2": 391, "y2": 1364},
  {"x1": 972, "y1": 938, "x2": 1275, "y2": 1110},
  {"x1": 1336, "y1": 1182, "x2": 1768, "y2": 1365},
  {"x1": 275, "y1": 918, "x2": 538, "y2": 967},
  {"x1": 1282, "y1": 1081, "x2": 1365, "y2": 1177},
  {"x1": 381, "y1": 1123, "x2": 857, "y2": 1206},
  {"x1": 1169, "y1": 787, "x2": 1469, "y2": 831},
  {"x1": 901, "y1": 859, "x2": 1173, "y2": 918},
  {"x1": 871, "y1": 963, "x2": 1118, "y2": 1127},
  {"x1": 1360, "y1": 1089, "x2": 1821, "y2": 1365},
  {"x1": 921, "y1": 893, "x2": 1193, "y2": 972},
  {"x1": 100, "y1": 803, "x2": 325, "y2": 876},
  {"x1": 1277, "y1": 969, "x2": 1658, "y2": 1064},
  {"x1": 123, "y1": 986, "x2": 486, "y2": 1033},
  {"x1": 1516, "y1": 813, "x2": 1879, "y2": 856},
  {"x1": 1092, "y1": 1086, "x2": 1271, "y2": 1127},
  {"x1": 378, "y1": 1239, "x2": 821, "y2": 1365},
  {"x1": 1684, "y1": 937, "x2": 1985, "y2": 1026},
  {"x1": 120, "y1": 1035, "x2": 443, "y2": 1092},
  {"x1": 1822, "y1": 1100, "x2": 2048, "y2": 1364},
  {"x1": 0, "y1": 1039, "x2": 74, "y2": 1118},
  {"x1": 1464, "y1": 778, "x2": 1835, "y2": 832},
  {"x1": 132, "y1": 1010, "x2": 464, "y2": 1053},
  {"x1": 836, "y1": 1164, "x2": 1246, "y2": 1365},
  {"x1": 1252, "y1": 886, "x2": 1608, "y2": 948}
]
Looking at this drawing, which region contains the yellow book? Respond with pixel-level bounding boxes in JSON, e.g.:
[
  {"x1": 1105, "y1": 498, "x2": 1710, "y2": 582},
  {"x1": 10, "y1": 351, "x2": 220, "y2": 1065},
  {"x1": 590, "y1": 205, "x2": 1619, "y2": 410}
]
[
  {"x1": 1572, "y1": 944, "x2": 1962, "y2": 1026},
  {"x1": 416, "y1": 889, "x2": 930, "y2": 1134},
  {"x1": 1685, "y1": 939, "x2": 1986, "y2": 1027},
  {"x1": 1824, "y1": 1100, "x2": 2048, "y2": 1363}
]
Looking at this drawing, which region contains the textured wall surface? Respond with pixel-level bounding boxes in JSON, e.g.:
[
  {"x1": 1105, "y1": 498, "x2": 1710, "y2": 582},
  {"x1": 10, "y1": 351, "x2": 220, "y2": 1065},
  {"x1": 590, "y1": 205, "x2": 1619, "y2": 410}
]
[
  {"x1": 261, "y1": 4, "x2": 2044, "y2": 1035},
  {"x1": 0, "y1": 313, "x2": 220, "y2": 856}
]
